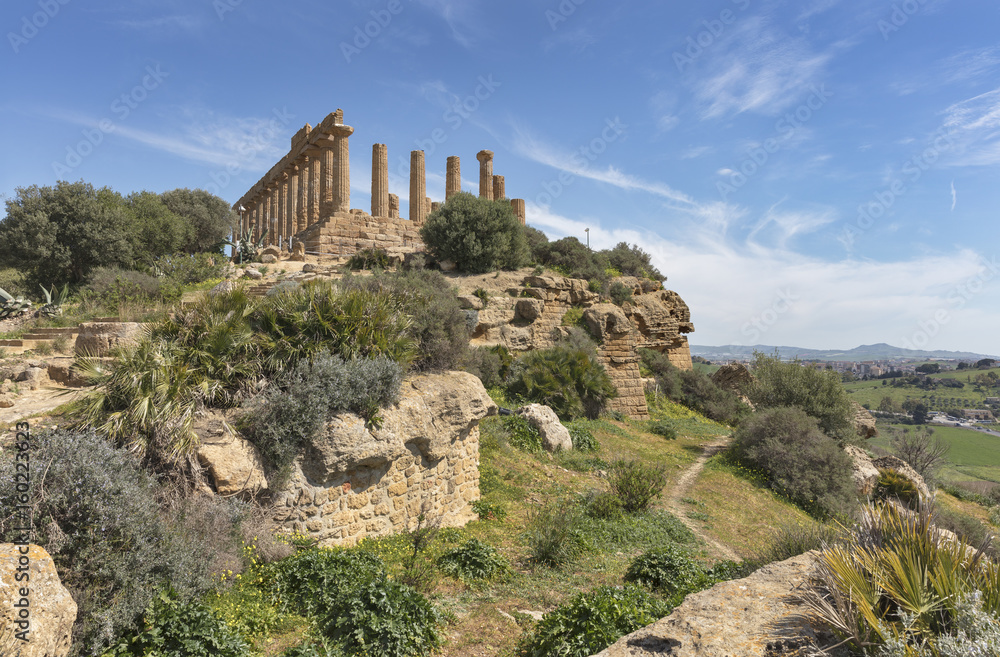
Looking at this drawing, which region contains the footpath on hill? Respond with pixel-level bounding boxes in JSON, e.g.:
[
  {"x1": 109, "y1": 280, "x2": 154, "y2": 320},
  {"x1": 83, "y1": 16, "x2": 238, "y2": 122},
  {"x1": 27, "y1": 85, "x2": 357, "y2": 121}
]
[{"x1": 665, "y1": 436, "x2": 740, "y2": 561}]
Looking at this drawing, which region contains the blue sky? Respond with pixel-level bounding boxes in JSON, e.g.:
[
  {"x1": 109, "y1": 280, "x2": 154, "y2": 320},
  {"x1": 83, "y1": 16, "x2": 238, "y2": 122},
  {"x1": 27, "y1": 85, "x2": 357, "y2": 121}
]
[{"x1": 2, "y1": 0, "x2": 999, "y2": 354}]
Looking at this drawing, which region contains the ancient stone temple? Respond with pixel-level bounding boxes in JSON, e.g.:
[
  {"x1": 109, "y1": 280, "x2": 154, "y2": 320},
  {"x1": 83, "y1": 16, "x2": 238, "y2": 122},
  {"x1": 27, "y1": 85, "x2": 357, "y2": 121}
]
[{"x1": 233, "y1": 110, "x2": 529, "y2": 259}]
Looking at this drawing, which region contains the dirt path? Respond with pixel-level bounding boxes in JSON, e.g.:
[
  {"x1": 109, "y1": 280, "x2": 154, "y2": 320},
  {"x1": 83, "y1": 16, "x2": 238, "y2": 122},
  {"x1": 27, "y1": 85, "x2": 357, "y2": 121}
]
[
  {"x1": 666, "y1": 437, "x2": 740, "y2": 561},
  {"x1": 0, "y1": 387, "x2": 84, "y2": 427}
]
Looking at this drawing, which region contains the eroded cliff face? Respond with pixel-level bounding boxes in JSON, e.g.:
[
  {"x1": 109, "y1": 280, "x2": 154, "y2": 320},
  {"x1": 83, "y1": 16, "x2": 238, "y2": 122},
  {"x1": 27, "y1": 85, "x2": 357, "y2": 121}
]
[
  {"x1": 271, "y1": 371, "x2": 497, "y2": 546},
  {"x1": 465, "y1": 274, "x2": 695, "y2": 419}
]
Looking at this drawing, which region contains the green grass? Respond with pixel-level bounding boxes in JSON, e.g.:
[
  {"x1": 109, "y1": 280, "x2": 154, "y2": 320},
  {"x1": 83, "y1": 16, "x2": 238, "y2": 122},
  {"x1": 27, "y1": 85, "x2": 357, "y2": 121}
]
[
  {"x1": 870, "y1": 422, "x2": 1000, "y2": 484},
  {"x1": 842, "y1": 368, "x2": 1000, "y2": 412}
]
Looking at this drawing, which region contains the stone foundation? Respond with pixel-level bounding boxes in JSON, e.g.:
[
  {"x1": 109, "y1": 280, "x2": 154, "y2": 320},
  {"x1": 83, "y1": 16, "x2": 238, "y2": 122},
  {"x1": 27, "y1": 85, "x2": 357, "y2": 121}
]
[{"x1": 298, "y1": 210, "x2": 425, "y2": 259}]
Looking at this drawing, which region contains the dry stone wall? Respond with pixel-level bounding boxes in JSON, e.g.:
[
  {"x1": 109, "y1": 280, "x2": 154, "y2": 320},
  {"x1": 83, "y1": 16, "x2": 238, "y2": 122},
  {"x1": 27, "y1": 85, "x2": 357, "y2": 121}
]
[{"x1": 271, "y1": 372, "x2": 496, "y2": 546}]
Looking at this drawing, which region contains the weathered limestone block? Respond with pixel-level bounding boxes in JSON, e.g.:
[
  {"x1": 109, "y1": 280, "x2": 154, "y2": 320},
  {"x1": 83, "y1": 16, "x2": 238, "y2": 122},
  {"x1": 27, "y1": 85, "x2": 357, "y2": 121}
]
[
  {"x1": 260, "y1": 254, "x2": 278, "y2": 264},
  {"x1": 16, "y1": 367, "x2": 49, "y2": 391},
  {"x1": 261, "y1": 245, "x2": 281, "y2": 258},
  {"x1": 584, "y1": 304, "x2": 633, "y2": 340},
  {"x1": 75, "y1": 322, "x2": 144, "y2": 357},
  {"x1": 194, "y1": 411, "x2": 268, "y2": 497},
  {"x1": 304, "y1": 414, "x2": 408, "y2": 482},
  {"x1": 243, "y1": 267, "x2": 263, "y2": 280},
  {"x1": 457, "y1": 294, "x2": 485, "y2": 310},
  {"x1": 477, "y1": 150, "x2": 494, "y2": 200},
  {"x1": 0, "y1": 544, "x2": 77, "y2": 657},
  {"x1": 515, "y1": 298, "x2": 545, "y2": 321},
  {"x1": 517, "y1": 404, "x2": 572, "y2": 452},
  {"x1": 499, "y1": 325, "x2": 533, "y2": 349},
  {"x1": 845, "y1": 445, "x2": 881, "y2": 496},
  {"x1": 592, "y1": 553, "x2": 822, "y2": 657},
  {"x1": 852, "y1": 401, "x2": 878, "y2": 439},
  {"x1": 446, "y1": 156, "x2": 461, "y2": 200},
  {"x1": 291, "y1": 242, "x2": 306, "y2": 261},
  {"x1": 409, "y1": 151, "x2": 426, "y2": 224}
]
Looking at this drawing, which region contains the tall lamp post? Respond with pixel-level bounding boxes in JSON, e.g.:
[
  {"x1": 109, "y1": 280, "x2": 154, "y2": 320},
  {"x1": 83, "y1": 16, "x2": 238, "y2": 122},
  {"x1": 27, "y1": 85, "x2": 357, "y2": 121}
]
[
  {"x1": 237, "y1": 205, "x2": 246, "y2": 264},
  {"x1": 585, "y1": 228, "x2": 590, "y2": 249}
]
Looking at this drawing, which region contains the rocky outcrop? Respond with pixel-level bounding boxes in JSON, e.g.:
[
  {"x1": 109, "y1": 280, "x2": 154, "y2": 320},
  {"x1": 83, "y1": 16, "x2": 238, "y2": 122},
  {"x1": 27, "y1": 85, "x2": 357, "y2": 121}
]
[
  {"x1": 0, "y1": 544, "x2": 77, "y2": 657},
  {"x1": 845, "y1": 445, "x2": 880, "y2": 496},
  {"x1": 851, "y1": 402, "x2": 878, "y2": 439},
  {"x1": 516, "y1": 404, "x2": 572, "y2": 452},
  {"x1": 592, "y1": 552, "x2": 826, "y2": 657},
  {"x1": 194, "y1": 411, "x2": 268, "y2": 497},
  {"x1": 872, "y1": 455, "x2": 931, "y2": 500},
  {"x1": 273, "y1": 371, "x2": 497, "y2": 546},
  {"x1": 711, "y1": 362, "x2": 754, "y2": 408},
  {"x1": 585, "y1": 304, "x2": 648, "y2": 419},
  {"x1": 74, "y1": 321, "x2": 144, "y2": 357}
]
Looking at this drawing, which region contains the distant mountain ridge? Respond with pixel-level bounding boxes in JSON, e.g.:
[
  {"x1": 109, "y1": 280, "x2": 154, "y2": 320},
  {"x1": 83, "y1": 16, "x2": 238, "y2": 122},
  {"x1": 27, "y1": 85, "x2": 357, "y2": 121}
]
[{"x1": 691, "y1": 342, "x2": 999, "y2": 362}]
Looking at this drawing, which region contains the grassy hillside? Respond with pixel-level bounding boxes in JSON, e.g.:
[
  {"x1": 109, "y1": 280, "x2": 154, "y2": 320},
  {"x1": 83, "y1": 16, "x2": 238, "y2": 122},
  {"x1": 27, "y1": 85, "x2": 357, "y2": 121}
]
[
  {"x1": 843, "y1": 367, "x2": 1000, "y2": 411},
  {"x1": 870, "y1": 422, "x2": 1000, "y2": 484}
]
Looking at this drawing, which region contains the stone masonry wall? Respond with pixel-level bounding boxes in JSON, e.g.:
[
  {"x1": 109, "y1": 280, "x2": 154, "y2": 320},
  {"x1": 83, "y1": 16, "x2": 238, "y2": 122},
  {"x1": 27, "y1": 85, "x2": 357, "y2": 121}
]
[
  {"x1": 271, "y1": 372, "x2": 496, "y2": 546},
  {"x1": 299, "y1": 210, "x2": 425, "y2": 259}
]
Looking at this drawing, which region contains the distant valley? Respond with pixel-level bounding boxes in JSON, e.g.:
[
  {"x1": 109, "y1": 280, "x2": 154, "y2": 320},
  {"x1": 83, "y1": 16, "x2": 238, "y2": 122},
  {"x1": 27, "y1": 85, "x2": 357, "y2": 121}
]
[{"x1": 690, "y1": 342, "x2": 1000, "y2": 362}]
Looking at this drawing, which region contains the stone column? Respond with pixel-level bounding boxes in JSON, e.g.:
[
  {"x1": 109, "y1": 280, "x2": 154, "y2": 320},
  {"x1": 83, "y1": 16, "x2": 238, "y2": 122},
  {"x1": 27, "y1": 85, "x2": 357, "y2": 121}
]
[
  {"x1": 371, "y1": 143, "x2": 389, "y2": 218},
  {"x1": 269, "y1": 185, "x2": 279, "y2": 245},
  {"x1": 446, "y1": 155, "x2": 461, "y2": 201},
  {"x1": 254, "y1": 197, "x2": 264, "y2": 241},
  {"x1": 308, "y1": 154, "x2": 320, "y2": 226},
  {"x1": 389, "y1": 193, "x2": 400, "y2": 219},
  {"x1": 424, "y1": 197, "x2": 432, "y2": 218},
  {"x1": 477, "y1": 150, "x2": 494, "y2": 200},
  {"x1": 295, "y1": 157, "x2": 308, "y2": 233},
  {"x1": 287, "y1": 168, "x2": 298, "y2": 246},
  {"x1": 278, "y1": 173, "x2": 289, "y2": 249},
  {"x1": 409, "y1": 150, "x2": 426, "y2": 224},
  {"x1": 320, "y1": 145, "x2": 335, "y2": 218},
  {"x1": 492, "y1": 174, "x2": 505, "y2": 201},
  {"x1": 511, "y1": 198, "x2": 526, "y2": 226},
  {"x1": 331, "y1": 124, "x2": 354, "y2": 213}
]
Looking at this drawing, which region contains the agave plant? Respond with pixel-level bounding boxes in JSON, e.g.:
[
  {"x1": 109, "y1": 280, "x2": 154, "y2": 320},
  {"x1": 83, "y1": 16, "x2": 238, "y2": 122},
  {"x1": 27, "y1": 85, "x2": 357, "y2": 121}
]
[
  {"x1": 39, "y1": 283, "x2": 69, "y2": 317},
  {"x1": 0, "y1": 287, "x2": 32, "y2": 320},
  {"x1": 226, "y1": 226, "x2": 269, "y2": 264}
]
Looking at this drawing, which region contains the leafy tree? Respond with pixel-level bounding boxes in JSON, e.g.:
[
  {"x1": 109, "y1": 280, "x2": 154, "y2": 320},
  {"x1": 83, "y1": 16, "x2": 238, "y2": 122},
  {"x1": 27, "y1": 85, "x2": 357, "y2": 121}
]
[
  {"x1": 975, "y1": 358, "x2": 996, "y2": 369},
  {"x1": 126, "y1": 191, "x2": 194, "y2": 262},
  {"x1": 746, "y1": 352, "x2": 856, "y2": 443},
  {"x1": 911, "y1": 402, "x2": 929, "y2": 425},
  {"x1": 916, "y1": 363, "x2": 941, "y2": 374},
  {"x1": 534, "y1": 236, "x2": 608, "y2": 281},
  {"x1": 160, "y1": 188, "x2": 237, "y2": 254},
  {"x1": 419, "y1": 192, "x2": 529, "y2": 273},
  {"x1": 0, "y1": 181, "x2": 137, "y2": 285},
  {"x1": 605, "y1": 242, "x2": 665, "y2": 281}
]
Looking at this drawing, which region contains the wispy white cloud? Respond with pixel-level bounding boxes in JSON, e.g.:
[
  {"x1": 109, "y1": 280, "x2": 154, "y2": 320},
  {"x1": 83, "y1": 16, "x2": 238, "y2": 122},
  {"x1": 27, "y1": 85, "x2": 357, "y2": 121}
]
[
  {"x1": 951, "y1": 181, "x2": 957, "y2": 211},
  {"x1": 748, "y1": 200, "x2": 837, "y2": 248},
  {"x1": 892, "y1": 46, "x2": 1000, "y2": 96},
  {"x1": 689, "y1": 16, "x2": 833, "y2": 119},
  {"x1": 942, "y1": 87, "x2": 1000, "y2": 166},
  {"x1": 415, "y1": 0, "x2": 482, "y2": 48},
  {"x1": 113, "y1": 14, "x2": 207, "y2": 34}
]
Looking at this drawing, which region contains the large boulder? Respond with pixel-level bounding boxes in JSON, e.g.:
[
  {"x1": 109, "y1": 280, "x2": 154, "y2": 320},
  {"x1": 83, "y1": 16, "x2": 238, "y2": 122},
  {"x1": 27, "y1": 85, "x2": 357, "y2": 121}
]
[
  {"x1": 194, "y1": 411, "x2": 268, "y2": 497},
  {"x1": 873, "y1": 455, "x2": 931, "y2": 500},
  {"x1": 852, "y1": 401, "x2": 878, "y2": 439},
  {"x1": 711, "y1": 362, "x2": 754, "y2": 408},
  {"x1": 515, "y1": 298, "x2": 545, "y2": 321},
  {"x1": 0, "y1": 544, "x2": 77, "y2": 657},
  {"x1": 845, "y1": 445, "x2": 881, "y2": 496},
  {"x1": 516, "y1": 403, "x2": 572, "y2": 452},
  {"x1": 592, "y1": 552, "x2": 824, "y2": 657},
  {"x1": 583, "y1": 303, "x2": 632, "y2": 341},
  {"x1": 74, "y1": 322, "x2": 144, "y2": 357}
]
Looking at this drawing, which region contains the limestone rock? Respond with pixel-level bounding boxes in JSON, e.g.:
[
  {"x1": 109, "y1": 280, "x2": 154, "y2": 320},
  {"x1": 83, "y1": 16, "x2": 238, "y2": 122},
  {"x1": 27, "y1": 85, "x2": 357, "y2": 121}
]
[
  {"x1": 261, "y1": 245, "x2": 281, "y2": 258},
  {"x1": 873, "y1": 455, "x2": 931, "y2": 500},
  {"x1": 852, "y1": 401, "x2": 878, "y2": 439},
  {"x1": 583, "y1": 303, "x2": 632, "y2": 340},
  {"x1": 210, "y1": 280, "x2": 237, "y2": 296},
  {"x1": 46, "y1": 361, "x2": 88, "y2": 388},
  {"x1": 438, "y1": 259, "x2": 457, "y2": 272},
  {"x1": 592, "y1": 552, "x2": 824, "y2": 657},
  {"x1": 0, "y1": 544, "x2": 77, "y2": 657},
  {"x1": 0, "y1": 393, "x2": 14, "y2": 408},
  {"x1": 845, "y1": 445, "x2": 881, "y2": 496},
  {"x1": 457, "y1": 294, "x2": 485, "y2": 311},
  {"x1": 711, "y1": 362, "x2": 755, "y2": 408},
  {"x1": 304, "y1": 414, "x2": 407, "y2": 482},
  {"x1": 243, "y1": 267, "x2": 263, "y2": 280},
  {"x1": 516, "y1": 403, "x2": 572, "y2": 452},
  {"x1": 16, "y1": 367, "x2": 49, "y2": 391},
  {"x1": 291, "y1": 242, "x2": 306, "y2": 261},
  {"x1": 515, "y1": 298, "x2": 545, "y2": 321},
  {"x1": 260, "y1": 254, "x2": 278, "y2": 264},
  {"x1": 194, "y1": 411, "x2": 268, "y2": 497},
  {"x1": 74, "y1": 322, "x2": 143, "y2": 357}
]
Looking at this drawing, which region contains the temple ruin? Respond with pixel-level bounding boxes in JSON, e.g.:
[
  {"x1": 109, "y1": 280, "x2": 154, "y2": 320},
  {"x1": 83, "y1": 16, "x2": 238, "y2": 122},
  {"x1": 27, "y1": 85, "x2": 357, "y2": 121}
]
[{"x1": 233, "y1": 110, "x2": 527, "y2": 259}]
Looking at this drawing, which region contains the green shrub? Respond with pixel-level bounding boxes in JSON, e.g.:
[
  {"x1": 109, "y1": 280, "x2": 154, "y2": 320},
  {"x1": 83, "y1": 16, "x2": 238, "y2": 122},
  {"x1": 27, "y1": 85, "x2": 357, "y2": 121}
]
[
  {"x1": 515, "y1": 584, "x2": 672, "y2": 657},
  {"x1": 624, "y1": 544, "x2": 706, "y2": 597},
  {"x1": 501, "y1": 414, "x2": 543, "y2": 452},
  {"x1": 262, "y1": 548, "x2": 385, "y2": 620},
  {"x1": 85, "y1": 266, "x2": 164, "y2": 306},
  {"x1": 649, "y1": 419, "x2": 678, "y2": 440},
  {"x1": 567, "y1": 421, "x2": 599, "y2": 451},
  {"x1": 803, "y1": 502, "x2": 1000, "y2": 655},
  {"x1": 437, "y1": 538, "x2": 511, "y2": 582},
  {"x1": 605, "y1": 242, "x2": 666, "y2": 281},
  {"x1": 419, "y1": 192, "x2": 529, "y2": 273},
  {"x1": 152, "y1": 251, "x2": 227, "y2": 286},
  {"x1": 731, "y1": 407, "x2": 855, "y2": 517},
  {"x1": 239, "y1": 353, "x2": 403, "y2": 472},
  {"x1": 746, "y1": 351, "x2": 856, "y2": 442},
  {"x1": 471, "y1": 499, "x2": 507, "y2": 522},
  {"x1": 0, "y1": 430, "x2": 229, "y2": 655},
  {"x1": 346, "y1": 247, "x2": 390, "y2": 270},
  {"x1": 561, "y1": 306, "x2": 585, "y2": 327},
  {"x1": 583, "y1": 491, "x2": 625, "y2": 520},
  {"x1": 524, "y1": 502, "x2": 586, "y2": 568},
  {"x1": 508, "y1": 345, "x2": 618, "y2": 420},
  {"x1": 640, "y1": 349, "x2": 749, "y2": 425},
  {"x1": 608, "y1": 459, "x2": 669, "y2": 513},
  {"x1": 106, "y1": 590, "x2": 248, "y2": 657},
  {"x1": 874, "y1": 468, "x2": 920, "y2": 507},
  {"x1": 464, "y1": 344, "x2": 512, "y2": 389},
  {"x1": 608, "y1": 281, "x2": 633, "y2": 306}
]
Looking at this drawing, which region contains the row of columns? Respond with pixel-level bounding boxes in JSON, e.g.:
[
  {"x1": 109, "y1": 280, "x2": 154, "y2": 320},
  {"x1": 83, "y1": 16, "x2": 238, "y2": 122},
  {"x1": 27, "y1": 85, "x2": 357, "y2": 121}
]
[{"x1": 236, "y1": 112, "x2": 528, "y2": 248}]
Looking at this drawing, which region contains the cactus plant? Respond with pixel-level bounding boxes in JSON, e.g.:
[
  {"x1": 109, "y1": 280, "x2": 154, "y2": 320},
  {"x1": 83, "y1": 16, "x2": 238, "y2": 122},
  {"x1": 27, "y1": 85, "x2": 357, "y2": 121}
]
[
  {"x1": 0, "y1": 287, "x2": 32, "y2": 319},
  {"x1": 225, "y1": 227, "x2": 269, "y2": 264},
  {"x1": 39, "y1": 283, "x2": 69, "y2": 318}
]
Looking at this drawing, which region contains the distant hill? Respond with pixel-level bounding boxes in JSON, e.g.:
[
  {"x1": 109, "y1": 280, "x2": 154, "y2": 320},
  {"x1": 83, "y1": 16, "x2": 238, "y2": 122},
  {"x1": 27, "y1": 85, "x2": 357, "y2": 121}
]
[{"x1": 691, "y1": 343, "x2": 999, "y2": 362}]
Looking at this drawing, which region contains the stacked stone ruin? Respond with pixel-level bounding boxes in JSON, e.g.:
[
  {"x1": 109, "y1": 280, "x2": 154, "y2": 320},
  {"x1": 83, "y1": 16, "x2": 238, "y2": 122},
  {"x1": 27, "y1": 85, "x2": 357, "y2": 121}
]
[{"x1": 233, "y1": 110, "x2": 528, "y2": 259}]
